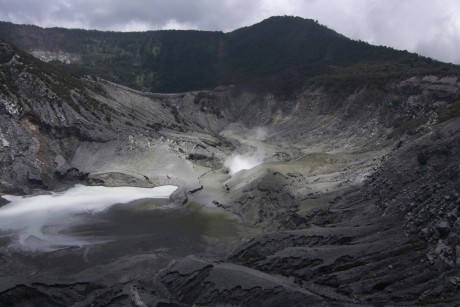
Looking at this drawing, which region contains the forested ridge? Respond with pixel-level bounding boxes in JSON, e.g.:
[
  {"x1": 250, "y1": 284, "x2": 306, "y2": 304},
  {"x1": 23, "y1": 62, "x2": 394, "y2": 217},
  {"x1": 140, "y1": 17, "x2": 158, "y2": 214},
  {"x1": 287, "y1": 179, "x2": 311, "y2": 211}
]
[{"x1": 1, "y1": 16, "x2": 459, "y2": 95}]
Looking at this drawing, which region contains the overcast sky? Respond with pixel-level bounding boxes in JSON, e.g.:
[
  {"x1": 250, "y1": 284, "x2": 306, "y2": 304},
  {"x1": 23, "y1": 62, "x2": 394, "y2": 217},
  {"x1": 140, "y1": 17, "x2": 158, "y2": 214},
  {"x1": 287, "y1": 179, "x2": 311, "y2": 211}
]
[{"x1": 0, "y1": 0, "x2": 459, "y2": 64}]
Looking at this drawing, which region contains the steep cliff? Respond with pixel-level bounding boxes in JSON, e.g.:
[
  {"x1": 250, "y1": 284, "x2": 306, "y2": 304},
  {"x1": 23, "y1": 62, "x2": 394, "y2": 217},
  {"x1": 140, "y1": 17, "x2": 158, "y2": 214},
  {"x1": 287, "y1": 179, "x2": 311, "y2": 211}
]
[{"x1": 0, "y1": 40, "x2": 232, "y2": 194}]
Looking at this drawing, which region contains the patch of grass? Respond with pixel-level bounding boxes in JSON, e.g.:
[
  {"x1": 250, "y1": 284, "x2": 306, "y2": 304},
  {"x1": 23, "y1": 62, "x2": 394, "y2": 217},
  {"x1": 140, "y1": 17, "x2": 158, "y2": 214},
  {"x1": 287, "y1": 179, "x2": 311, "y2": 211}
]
[
  {"x1": 170, "y1": 105, "x2": 180, "y2": 123},
  {"x1": 388, "y1": 116, "x2": 426, "y2": 138},
  {"x1": 438, "y1": 100, "x2": 460, "y2": 122},
  {"x1": 146, "y1": 122, "x2": 164, "y2": 132}
]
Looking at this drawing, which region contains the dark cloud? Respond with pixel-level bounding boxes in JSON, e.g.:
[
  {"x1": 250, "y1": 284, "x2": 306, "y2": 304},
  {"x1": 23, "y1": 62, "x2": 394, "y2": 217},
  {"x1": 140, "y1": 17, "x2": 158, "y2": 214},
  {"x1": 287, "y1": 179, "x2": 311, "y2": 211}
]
[
  {"x1": 0, "y1": 0, "x2": 459, "y2": 64},
  {"x1": 0, "y1": 0, "x2": 262, "y2": 31}
]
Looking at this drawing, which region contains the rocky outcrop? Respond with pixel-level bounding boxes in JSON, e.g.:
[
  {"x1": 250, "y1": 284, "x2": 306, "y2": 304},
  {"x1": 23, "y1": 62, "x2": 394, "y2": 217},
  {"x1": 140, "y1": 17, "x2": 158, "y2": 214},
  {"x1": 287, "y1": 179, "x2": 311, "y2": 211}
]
[
  {"x1": 159, "y1": 255, "x2": 323, "y2": 306},
  {"x1": 363, "y1": 117, "x2": 460, "y2": 271},
  {"x1": 0, "y1": 196, "x2": 9, "y2": 206},
  {"x1": 218, "y1": 168, "x2": 300, "y2": 225},
  {"x1": 0, "y1": 41, "x2": 232, "y2": 194}
]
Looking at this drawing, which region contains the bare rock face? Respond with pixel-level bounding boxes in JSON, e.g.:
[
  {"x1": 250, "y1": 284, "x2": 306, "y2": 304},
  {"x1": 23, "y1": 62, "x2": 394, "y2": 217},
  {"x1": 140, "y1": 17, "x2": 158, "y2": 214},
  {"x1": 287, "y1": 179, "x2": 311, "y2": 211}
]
[
  {"x1": 153, "y1": 118, "x2": 460, "y2": 306},
  {"x1": 30, "y1": 50, "x2": 80, "y2": 64},
  {"x1": 0, "y1": 41, "x2": 232, "y2": 194},
  {"x1": 363, "y1": 117, "x2": 460, "y2": 273},
  {"x1": 0, "y1": 196, "x2": 9, "y2": 206},
  {"x1": 159, "y1": 255, "x2": 323, "y2": 306},
  {"x1": 218, "y1": 168, "x2": 300, "y2": 226}
]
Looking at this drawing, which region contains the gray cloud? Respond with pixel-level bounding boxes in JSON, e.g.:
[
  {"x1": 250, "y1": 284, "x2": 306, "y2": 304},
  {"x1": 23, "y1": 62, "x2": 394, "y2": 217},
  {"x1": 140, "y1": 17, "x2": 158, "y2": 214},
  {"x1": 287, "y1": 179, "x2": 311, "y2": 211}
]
[
  {"x1": 0, "y1": 0, "x2": 459, "y2": 64},
  {"x1": 0, "y1": 0, "x2": 262, "y2": 31}
]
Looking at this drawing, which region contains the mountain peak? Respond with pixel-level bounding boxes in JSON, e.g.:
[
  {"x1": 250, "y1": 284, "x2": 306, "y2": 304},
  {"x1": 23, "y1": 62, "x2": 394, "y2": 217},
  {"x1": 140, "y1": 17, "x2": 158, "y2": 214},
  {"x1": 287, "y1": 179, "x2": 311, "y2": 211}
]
[
  {"x1": 0, "y1": 18, "x2": 459, "y2": 94},
  {"x1": 255, "y1": 15, "x2": 320, "y2": 26}
]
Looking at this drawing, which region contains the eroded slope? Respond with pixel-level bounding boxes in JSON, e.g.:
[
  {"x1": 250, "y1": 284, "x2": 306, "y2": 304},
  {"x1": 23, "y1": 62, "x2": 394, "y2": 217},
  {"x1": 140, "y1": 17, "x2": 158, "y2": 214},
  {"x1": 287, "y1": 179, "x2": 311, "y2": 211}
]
[{"x1": 1, "y1": 39, "x2": 460, "y2": 305}]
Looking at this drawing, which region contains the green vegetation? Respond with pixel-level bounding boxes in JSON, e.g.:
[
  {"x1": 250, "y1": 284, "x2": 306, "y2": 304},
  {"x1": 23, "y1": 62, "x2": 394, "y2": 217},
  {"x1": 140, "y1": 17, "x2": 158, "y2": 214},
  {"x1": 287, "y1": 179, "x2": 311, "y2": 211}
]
[
  {"x1": 438, "y1": 99, "x2": 460, "y2": 122},
  {"x1": 1, "y1": 16, "x2": 459, "y2": 96},
  {"x1": 0, "y1": 40, "x2": 118, "y2": 118},
  {"x1": 193, "y1": 91, "x2": 224, "y2": 118},
  {"x1": 170, "y1": 105, "x2": 181, "y2": 123},
  {"x1": 388, "y1": 116, "x2": 427, "y2": 138},
  {"x1": 146, "y1": 122, "x2": 164, "y2": 132}
]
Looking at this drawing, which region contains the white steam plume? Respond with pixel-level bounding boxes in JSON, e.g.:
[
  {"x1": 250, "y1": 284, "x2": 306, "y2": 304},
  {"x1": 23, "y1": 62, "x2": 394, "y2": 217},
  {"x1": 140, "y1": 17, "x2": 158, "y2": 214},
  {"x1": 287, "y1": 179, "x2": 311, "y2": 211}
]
[
  {"x1": 224, "y1": 151, "x2": 265, "y2": 174},
  {"x1": 250, "y1": 126, "x2": 268, "y2": 141},
  {"x1": 224, "y1": 126, "x2": 268, "y2": 174},
  {"x1": 0, "y1": 184, "x2": 177, "y2": 251}
]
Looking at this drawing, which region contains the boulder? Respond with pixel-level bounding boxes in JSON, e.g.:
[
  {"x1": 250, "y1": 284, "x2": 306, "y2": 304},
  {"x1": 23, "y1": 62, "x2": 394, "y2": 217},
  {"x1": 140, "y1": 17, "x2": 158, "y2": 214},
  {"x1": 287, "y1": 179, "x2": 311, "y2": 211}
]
[
  {"x1": 0, "y1": 196, "x2": 10, "y2": 206},
  {"x1": 27, "y1": 171, "x2": 43, "y2": 185}
]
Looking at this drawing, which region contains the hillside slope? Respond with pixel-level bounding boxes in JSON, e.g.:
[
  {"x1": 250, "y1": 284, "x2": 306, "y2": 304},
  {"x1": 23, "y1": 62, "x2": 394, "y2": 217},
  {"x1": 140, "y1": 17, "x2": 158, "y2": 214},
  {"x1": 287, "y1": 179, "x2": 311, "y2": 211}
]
[
  {"x1": 0, "y1": 40, "x2": 231, "y2": 194},
  {"x1": 1, "y1": 16, "x2": 459, "y2": 94}
]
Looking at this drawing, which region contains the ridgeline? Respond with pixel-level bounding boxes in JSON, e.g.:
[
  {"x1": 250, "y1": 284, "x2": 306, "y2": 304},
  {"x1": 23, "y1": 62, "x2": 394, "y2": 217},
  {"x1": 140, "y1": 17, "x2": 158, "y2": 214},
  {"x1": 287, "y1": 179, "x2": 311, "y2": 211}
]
[{"x1": 1, "y1": 16, "x2": 459, "y2": 95}]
